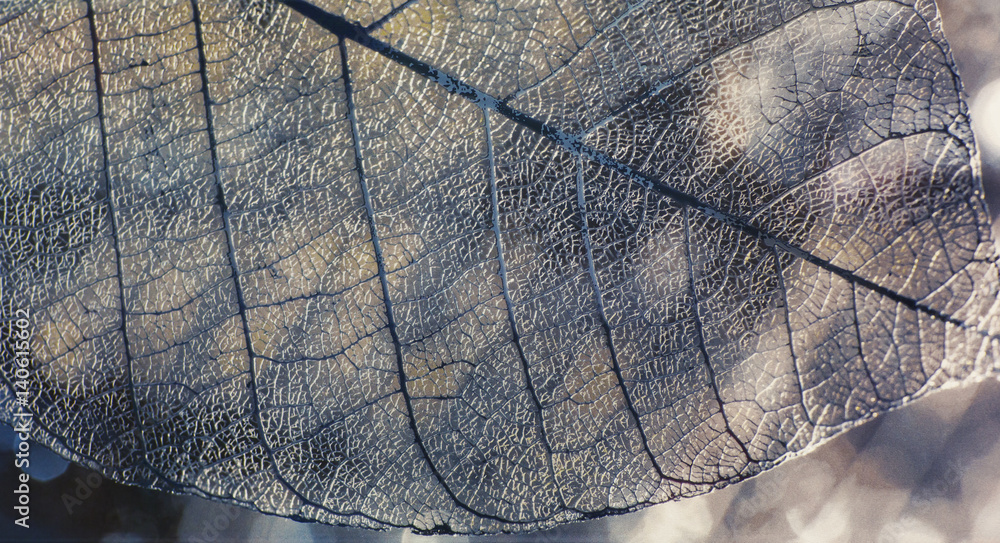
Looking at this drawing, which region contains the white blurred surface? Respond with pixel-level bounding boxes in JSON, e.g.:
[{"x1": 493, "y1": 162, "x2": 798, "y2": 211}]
[{"x1": 972, "y1": 79, "x2": 1000, "y2": 164}]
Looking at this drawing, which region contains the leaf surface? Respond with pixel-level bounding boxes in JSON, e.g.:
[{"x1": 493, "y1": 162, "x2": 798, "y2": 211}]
[{"x1": 2, "y1": 0, "x2": 999, "y2": 533}]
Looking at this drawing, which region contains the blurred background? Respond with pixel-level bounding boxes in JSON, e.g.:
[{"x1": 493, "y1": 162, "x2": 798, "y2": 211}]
[{"x1": 2, "y1": 0, "x2": 1000, "y2": 541}]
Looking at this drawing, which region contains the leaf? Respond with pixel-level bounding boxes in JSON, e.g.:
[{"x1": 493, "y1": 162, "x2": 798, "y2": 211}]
[{"x1": 1, "y1": 0, "x2": 999, "y2": 534}]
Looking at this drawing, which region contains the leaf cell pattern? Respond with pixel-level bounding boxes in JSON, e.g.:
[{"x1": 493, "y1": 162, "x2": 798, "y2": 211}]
[{"x1": 2, "y1": 0, "x2": 999, "y2": 534}]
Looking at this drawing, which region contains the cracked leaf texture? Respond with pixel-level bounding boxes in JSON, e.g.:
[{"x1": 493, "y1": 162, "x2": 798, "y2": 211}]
[{"x1": 2, "y1": 0, "x2": 1000, "y2": 534}]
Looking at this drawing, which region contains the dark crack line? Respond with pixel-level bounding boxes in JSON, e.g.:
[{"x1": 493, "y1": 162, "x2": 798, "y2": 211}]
[
  {"x1": 483, "y1": 109, "x2": 567, "y2": 508},
  {"x1": 280, "y1": 0, "x2": 549, "y2": 136},
  {"x1": 189, "y1": 0, "x2": 380, "y2": 526},
  {"x1": 681, "y1": 206, "x2": 753, "y2": 465},
  {"x1": 191, "y1": 0, "x2": 265, "y2": 466},
  {"x1": 338, "y1": 39, "x2": 516, "y2": 527},
  {"x1": 771, "y1": 247, "x2": 813, "y2": 425},
  {"x1": 277, "y1": 0, "x2": 995, "y2": 347},
  {"x1": 575, "y1": 158, "x2": 690, "y2": 486},
  {"x1": 365, "y1": 0, "x2": 419, "y2": 33},
  {"x1": 190, "y1": 0, "x2": 257, "y2": 401},
  {"x1": 849, "y1": 278, "x2": 888, "y2": 403},
  {"x1": 84, "y1": 0, "x2": 154, "y2": 480},
  {"x1": 189, "y1": 5, "x2": 399, "y2": 529}
]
